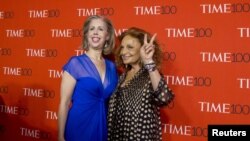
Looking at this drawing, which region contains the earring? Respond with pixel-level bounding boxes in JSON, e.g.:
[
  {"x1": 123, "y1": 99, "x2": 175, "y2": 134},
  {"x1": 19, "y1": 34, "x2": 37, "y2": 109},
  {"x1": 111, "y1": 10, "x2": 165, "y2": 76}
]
[
  {"x1": 104, "y1": 42, "x2": 108, "y2": 48},
  {"x1": 139, "y1": 59, "x2": 143, "y2": 67}
]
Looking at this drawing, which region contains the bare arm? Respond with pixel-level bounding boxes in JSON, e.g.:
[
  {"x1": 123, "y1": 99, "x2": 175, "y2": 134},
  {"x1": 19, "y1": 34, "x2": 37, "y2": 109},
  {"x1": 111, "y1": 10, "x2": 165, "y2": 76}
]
[
  {"x1": 58, "y1": 71, "x2": 76, "y2": 141},
  {"x1": 141, "y1": 33, "x2": 174, "y2": 105},
  {"x1": 140, "y1": 33, "x2": 160, "y2": 90},
  {"x1": 148, "y1": 68, "x2": 161, "y2": 90}
]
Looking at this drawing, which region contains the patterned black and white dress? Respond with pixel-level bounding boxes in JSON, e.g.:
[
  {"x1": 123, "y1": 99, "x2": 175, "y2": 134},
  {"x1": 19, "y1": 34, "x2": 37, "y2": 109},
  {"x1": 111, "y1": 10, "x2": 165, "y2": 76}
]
[{"x1": 108, "y1": 68, "x2": 174, "y2": 141}]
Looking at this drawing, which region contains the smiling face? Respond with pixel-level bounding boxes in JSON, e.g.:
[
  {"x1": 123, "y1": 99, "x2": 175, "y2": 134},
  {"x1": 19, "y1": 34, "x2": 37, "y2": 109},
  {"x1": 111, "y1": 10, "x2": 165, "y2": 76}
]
[
  {"x1": 119, "y1": 35, "x2": 142, "y2": 66},
  {"x1": 87, "y1": 18, "x2": 109, "y2": 50}
]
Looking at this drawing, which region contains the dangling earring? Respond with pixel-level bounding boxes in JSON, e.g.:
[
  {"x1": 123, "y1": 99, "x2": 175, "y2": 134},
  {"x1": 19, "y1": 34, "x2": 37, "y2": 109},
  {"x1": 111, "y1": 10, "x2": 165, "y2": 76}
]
[
  {"x1": 139, "y1": 59, "x2": 143, "y2": 67},
  {"x1": 104, "y1": 41, "x2": 108, "y2": 48}
]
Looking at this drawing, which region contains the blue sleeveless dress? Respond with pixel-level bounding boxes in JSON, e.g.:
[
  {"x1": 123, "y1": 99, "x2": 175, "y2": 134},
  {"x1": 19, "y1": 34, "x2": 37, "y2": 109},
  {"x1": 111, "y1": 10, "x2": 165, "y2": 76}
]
[{"x1": 63, "y1": 54, "x2": 118, "y2": 141}]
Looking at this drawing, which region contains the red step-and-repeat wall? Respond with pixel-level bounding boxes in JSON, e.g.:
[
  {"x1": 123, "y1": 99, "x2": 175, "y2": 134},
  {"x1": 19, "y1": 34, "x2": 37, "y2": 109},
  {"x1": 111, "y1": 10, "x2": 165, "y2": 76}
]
[{"x1": 1, "y1": 0, "x2": 249, "y2": 141}]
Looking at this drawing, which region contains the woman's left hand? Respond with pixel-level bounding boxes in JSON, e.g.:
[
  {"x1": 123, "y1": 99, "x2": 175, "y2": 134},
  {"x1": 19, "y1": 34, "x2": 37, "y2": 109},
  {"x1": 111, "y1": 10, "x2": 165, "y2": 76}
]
[{"x1": 140, "y1": 33, "x2": 157, "y2": 64}]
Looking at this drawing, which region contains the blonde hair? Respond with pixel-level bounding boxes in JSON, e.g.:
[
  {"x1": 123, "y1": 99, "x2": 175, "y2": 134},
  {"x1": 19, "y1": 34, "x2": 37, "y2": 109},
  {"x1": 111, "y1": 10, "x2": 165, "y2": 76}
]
[{"x1": 82, "y1": 15, "x2": 115, "y2": 55}]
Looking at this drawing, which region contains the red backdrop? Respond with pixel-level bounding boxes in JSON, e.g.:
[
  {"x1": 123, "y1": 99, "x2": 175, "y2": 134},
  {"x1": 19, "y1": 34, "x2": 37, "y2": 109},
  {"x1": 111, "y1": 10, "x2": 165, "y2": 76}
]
[{"x1": 1, "y1": 0, "x2": 249, "y2": 141}]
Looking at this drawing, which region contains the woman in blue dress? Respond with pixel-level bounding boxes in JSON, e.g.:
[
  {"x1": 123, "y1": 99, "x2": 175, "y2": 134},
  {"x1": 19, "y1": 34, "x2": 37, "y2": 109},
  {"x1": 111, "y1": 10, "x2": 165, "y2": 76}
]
[{"x1": 58, "y1": 15, "x2": 118, "y2": 141}]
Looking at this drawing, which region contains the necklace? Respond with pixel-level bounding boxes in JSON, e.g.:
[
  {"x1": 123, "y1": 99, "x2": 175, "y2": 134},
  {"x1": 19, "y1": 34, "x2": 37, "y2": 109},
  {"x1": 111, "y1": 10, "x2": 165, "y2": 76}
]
[
  {"x1": 121, "y1": 68, "x2": 140, "y2": 87},
  {"x1": 86, "y1": 53, "x2": 106, "y2": 83}
]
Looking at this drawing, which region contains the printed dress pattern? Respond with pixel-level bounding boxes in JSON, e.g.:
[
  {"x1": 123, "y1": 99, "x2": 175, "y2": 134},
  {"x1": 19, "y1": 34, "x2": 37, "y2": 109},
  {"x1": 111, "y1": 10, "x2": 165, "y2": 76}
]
[{"x1": 108, "y1": 68, "x2": 174, "y2": 141}]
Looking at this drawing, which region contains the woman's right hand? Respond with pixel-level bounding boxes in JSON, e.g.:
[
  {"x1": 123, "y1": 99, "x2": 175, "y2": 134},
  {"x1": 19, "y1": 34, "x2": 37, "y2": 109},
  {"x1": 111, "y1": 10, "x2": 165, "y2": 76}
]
[{"x1": 140, "y1": 33, "x2": 157, "y2": 64}]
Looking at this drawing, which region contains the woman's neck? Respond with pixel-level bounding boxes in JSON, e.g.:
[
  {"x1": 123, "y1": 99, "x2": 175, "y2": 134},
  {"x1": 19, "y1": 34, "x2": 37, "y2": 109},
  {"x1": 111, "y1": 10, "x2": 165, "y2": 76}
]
[
  {"x1": 85, "y1": 50, "x2": 103, "y2": 61},
  {"x1": 129, "y1": 64, "x2": 141, "y2": 74}
]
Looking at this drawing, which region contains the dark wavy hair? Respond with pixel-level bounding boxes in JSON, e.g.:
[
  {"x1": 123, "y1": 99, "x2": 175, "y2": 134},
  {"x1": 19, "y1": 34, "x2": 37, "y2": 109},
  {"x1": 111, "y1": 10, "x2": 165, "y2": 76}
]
[
  {"x1": 82, "y1": 15, "x2": 115, "y2": 55},
  {"x1": 115, "y1": 27, "x2": 162, "y2": 70}
]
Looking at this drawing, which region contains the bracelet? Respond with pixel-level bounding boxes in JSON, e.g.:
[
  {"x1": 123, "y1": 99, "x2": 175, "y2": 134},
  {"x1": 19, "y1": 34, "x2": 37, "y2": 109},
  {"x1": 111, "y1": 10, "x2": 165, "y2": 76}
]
[
  {"x1": 144, "y1": 62, "x2": 156, "y2": 72},
  {"x1": 144, "y1": 60, "x2": 154, "y2": 64}
]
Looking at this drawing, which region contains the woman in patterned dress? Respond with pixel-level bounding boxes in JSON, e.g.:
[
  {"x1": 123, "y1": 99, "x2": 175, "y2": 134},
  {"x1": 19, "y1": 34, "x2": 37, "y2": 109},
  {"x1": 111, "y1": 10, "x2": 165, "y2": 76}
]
[{"x1": 108, "y1": 27, "x2": 174, "y2": 141}]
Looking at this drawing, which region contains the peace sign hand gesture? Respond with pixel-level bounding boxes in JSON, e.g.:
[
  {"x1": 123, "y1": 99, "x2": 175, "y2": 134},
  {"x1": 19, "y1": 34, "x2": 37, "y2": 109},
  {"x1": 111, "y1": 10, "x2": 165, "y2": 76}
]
[{"x1": 140, "y1": 33, "x2": 157, "y2": 64}]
